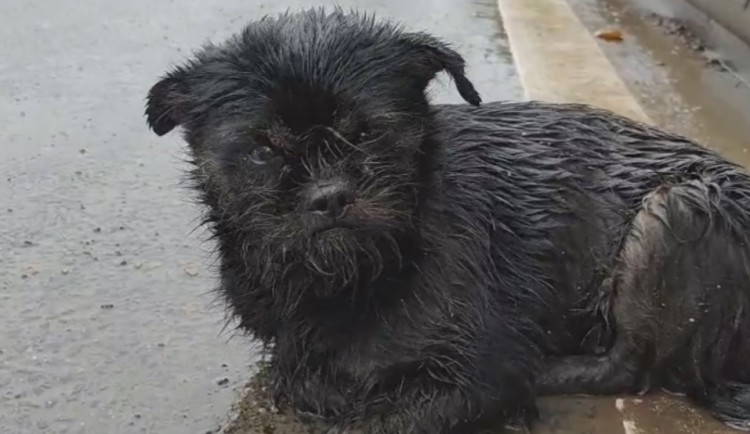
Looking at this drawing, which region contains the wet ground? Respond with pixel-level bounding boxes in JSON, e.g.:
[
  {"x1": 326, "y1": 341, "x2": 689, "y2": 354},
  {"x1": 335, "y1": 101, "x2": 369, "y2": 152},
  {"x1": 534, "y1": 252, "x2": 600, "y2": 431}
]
[{"x1": 2, "y1": 0, "x2": 750, "y2": 433}]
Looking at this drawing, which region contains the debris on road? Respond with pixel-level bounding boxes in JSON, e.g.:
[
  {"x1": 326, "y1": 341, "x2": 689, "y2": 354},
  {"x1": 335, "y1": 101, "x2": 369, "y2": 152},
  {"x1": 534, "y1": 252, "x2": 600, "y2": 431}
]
[
  {"x1": 595, "y1": 28, "x2": 624, "y2": 42},
  {"x1": 184, "y1": 266, "x2": 200, "y2": 277},
  {"x1": 21, "y1": 264, "x2": 39, "y2": 279}
]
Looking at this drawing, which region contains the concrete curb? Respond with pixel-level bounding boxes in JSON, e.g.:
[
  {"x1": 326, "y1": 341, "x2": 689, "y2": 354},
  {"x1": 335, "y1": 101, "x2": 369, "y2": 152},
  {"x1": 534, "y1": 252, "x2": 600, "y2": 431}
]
[{"x1": 496, "y1": 0, "x2": 650, "y2": 123}]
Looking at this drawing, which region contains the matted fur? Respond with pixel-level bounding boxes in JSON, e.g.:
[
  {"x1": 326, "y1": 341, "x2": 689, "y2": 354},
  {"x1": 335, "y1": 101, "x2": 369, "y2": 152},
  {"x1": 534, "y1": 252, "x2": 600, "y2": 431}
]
[{"x1": 145, "y1": 8, "x2": 750, "y2": 433}]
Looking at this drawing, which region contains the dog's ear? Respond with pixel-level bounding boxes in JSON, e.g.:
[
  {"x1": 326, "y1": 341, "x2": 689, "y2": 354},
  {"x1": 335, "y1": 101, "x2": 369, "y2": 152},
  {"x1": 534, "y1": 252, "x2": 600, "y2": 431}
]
[
  {"x1": 145, "y1": 74, "x2": 189, "y2": 136},
  {"x1": 399, "y1": 32, "x2": 481, "y2": 106}
]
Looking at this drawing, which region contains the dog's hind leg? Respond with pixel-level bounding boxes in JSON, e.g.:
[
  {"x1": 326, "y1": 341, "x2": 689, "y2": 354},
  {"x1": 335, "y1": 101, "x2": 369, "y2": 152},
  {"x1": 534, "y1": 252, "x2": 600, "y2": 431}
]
[
  {"x1": 538, "y1": 179, "x2": 750, "y2": 430},
  {"x1": 537, "y1": 183, "x2": 690, "y2": 396}
]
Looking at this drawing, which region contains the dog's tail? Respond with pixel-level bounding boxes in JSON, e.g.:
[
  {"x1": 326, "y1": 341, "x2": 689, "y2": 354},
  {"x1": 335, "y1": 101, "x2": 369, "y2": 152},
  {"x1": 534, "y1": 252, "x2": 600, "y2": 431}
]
[{"x1": 691, "y1": 382, "x2": 750, "y2": 431}]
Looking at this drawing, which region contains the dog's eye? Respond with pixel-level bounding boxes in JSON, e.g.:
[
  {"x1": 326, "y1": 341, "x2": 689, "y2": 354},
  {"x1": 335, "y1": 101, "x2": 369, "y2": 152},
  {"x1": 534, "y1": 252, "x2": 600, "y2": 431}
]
[{"x1": 249, "y1": 146, "x2": 276, "y2": 165}]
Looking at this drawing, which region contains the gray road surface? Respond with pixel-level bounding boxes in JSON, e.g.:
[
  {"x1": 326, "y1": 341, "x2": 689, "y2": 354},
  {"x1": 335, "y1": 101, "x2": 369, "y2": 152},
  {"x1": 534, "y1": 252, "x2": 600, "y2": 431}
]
[{"x1": 0, "y1": 1, "x2": 521, "y2": 433}]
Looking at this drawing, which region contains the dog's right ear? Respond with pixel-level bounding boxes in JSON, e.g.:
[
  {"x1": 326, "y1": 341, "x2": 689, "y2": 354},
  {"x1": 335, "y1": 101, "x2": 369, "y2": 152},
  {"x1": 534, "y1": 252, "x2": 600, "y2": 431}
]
[
  {"x1": 145, "y1": 75, "x2": 189, "y2": 136},
  {"x1": 398, "y1": 32, "x2": 482, "y2": 106}
]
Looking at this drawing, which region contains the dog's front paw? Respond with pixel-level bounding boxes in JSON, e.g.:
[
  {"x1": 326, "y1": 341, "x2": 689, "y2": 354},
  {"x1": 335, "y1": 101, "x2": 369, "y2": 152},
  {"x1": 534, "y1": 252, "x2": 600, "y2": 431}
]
[{"x1": 289, "y1": 382, "x2": 349, "y2": 420}]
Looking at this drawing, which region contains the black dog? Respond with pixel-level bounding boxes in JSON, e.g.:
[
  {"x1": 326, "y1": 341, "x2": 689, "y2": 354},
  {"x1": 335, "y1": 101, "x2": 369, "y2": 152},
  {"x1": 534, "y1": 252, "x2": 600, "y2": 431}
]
[{"x1": 145, "y1": 8, "x2": 750, "y2": 433}]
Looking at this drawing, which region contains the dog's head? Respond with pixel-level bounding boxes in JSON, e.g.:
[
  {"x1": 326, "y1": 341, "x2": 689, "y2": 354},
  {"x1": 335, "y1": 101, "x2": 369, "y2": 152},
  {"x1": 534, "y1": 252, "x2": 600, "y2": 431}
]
[{"x1": 145, "y1": 8, "x2": 480, "y2": 296}]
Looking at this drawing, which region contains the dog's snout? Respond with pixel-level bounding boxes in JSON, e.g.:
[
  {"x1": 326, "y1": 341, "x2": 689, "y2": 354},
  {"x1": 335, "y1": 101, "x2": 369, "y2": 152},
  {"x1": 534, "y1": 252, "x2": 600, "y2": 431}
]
[{"x1": 307, "y1": 181, "x2": 355, "y2": 218}]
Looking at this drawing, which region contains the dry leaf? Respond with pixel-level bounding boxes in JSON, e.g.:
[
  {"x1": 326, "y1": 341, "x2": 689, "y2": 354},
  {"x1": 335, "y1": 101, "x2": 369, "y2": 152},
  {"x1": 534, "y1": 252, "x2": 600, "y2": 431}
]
[{"x1": 595, "y1": 28, "x2": 624, "y2": 42}]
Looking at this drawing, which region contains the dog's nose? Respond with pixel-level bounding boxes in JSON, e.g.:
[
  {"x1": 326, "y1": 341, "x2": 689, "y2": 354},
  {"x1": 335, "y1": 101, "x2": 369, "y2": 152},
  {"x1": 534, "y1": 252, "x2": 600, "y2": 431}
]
[{"x1": 306, "y1": 181, "x2": 355, "y2": 218}]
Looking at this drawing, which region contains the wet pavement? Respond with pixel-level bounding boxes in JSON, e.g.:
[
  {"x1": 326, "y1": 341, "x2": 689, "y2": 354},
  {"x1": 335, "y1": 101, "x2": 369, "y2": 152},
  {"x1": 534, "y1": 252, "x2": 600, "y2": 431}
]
[
  {"x1": 3, "y1": 0, "x2": 750, "y2": 433},
  {"x1": 0, "y1": 1, "x2": 519, "y2": 433}
]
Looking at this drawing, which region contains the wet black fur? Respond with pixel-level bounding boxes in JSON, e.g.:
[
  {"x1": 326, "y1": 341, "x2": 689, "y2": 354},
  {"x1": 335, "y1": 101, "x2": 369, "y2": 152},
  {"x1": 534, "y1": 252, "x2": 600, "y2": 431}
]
[{"x1": 145, "y1": 8, "x2": 750, "y2": 433}]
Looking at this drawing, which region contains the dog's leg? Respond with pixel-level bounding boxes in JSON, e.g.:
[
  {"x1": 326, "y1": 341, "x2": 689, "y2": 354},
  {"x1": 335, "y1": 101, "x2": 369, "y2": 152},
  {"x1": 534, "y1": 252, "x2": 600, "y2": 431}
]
[
  {"x1": 537, "y1": 179, "x2": 750, "y2": 429},
  {"x1": 334, "y1": 328, "x2": 539, "y2": 434},
  {"x1": 537, "y1": 180, "x2": 742, "y2": 397},
  {"x1": 535, "y1": 185, "x2": 682, "y2": 396},
  {"x1": 536, "y1": 341, "x2": 642, "y2": 395},
  {"x1": 349, "y1": 382, "x2": 535, "y2": 434}
]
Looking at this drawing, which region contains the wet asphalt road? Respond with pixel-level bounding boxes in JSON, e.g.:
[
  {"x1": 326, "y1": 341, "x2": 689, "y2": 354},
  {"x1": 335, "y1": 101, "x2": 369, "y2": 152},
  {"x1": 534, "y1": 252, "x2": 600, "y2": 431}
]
[{"x1": 0, "y1": 1, "x2": 522, "y2": 433}]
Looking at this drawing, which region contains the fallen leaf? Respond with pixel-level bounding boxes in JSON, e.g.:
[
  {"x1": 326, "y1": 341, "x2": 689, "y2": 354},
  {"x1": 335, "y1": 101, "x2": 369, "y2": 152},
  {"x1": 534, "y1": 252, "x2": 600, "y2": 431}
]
[{"x1": 595, "y1": 28, "x2": 624, "y2": 42}]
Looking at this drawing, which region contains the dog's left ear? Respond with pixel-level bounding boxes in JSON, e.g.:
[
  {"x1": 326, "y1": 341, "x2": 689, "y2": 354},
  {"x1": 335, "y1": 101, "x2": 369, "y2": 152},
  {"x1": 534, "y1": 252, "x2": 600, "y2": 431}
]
[
  {"x1": 145, "y1": 74, "x2": 190, "y2": 136},
  {"x1": 399, "y1": 32, "x2": 481, "y2": 106}
]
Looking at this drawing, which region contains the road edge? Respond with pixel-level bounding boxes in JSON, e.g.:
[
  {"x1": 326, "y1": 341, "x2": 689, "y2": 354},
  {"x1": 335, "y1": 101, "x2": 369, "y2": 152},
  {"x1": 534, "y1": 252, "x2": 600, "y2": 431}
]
[
  {"x1": 628, "y1": 0, "x2": 750, "y2": 88},
  {"x1": 495, "y1": 0, "x2": 650, "y2": 123}
]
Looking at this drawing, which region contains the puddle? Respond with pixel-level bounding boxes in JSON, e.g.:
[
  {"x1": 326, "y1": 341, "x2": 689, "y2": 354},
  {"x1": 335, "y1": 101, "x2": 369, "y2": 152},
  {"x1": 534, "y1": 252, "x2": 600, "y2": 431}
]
[
  {"x1": 221, "y1": 378, "x2": 738, "y2": 434},
  {"x1": 535, "y1": 393, "x2": 737, "y2": 434}
]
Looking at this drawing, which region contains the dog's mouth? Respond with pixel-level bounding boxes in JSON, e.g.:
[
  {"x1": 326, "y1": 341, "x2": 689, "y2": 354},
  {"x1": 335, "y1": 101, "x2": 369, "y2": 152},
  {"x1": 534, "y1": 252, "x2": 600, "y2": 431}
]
[
  {"x1": 303, "y1": 200, "x2": 405, "y2": 238},
  {"x1": 308, "y1": 219, "x2": 358, "y2": 236}
]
